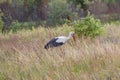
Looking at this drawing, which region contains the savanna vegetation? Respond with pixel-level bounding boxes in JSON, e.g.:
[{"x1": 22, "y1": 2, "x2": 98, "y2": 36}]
[{"x1": 0, "y1": 0, "x2": 120, "y2": 80}]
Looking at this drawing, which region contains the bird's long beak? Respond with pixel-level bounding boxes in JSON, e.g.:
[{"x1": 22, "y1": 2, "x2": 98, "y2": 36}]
[{"x1": 72, "y1": 34, "x2": 76, "y2": 42}]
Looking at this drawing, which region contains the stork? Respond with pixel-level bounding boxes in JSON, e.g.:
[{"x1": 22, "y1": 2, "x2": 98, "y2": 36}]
[{"x1": 44, "y1": 31, "x2": 76, "y2": 49}]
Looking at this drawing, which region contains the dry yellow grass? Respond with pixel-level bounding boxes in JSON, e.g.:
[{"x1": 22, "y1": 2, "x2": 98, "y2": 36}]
[{"x1": 0, "y1": 24, "x2": 120, "y2": 80}]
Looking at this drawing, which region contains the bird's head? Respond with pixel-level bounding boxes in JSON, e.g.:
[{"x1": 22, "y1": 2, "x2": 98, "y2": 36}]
[{"x1": 69, "y1": 31, "x2": 76, "y2": 42}]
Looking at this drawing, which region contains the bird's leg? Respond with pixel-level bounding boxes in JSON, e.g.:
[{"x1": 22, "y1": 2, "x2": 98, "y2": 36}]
[
  {"x1": 59, "y1": 47, "x2": 65, "y2": 59},
  {"x1": 49, "y1": 48, "x2": 54, "y2": 57}
]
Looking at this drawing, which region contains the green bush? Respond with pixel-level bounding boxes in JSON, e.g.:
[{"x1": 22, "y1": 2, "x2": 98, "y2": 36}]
[
  {"x1": 74, "y1": 15, "x2": 105, "y2": 38},
  {"x1": 11, "y1": 21, "x2": 36, "y2": 32}
]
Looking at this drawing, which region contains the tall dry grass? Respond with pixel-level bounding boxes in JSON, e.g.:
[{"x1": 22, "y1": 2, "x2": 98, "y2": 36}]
[{"x1": 0, "y1": 24, "x2": 120, "y2": 80}]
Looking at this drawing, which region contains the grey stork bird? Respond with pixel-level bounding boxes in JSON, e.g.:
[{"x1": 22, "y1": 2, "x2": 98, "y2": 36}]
[{"x1": 44, "y1": 31, "x2": 76, "y2": 49}]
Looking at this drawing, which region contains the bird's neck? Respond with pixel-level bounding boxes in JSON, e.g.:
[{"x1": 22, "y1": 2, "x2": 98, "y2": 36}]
[{"x1": 67, "y1": 34, "x2": 72, "y2": 40}]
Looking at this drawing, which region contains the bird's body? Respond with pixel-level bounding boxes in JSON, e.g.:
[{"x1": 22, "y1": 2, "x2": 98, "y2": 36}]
[{"x1": 44, "y1": 31, "x2": 75, "y2": 49}]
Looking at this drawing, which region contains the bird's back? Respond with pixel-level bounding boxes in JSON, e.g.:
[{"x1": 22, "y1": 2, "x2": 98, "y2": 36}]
[{"x1": 55, "y1": 36, "x2": 68, "y2": 43}]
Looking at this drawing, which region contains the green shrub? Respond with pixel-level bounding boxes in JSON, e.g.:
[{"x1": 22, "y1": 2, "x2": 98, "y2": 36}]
[
  {"x1": 11, "y1": 21, "x2": 36, "y2": 32},
  {"x1": 74, "y1": 15, "x2": 105, "y2": 38}
]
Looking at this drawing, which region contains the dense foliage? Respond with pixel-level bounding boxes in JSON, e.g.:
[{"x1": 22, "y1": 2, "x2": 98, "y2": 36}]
[
  {"x1": 69, "y1": 0, "x2": 90, "y2": 10},
  {"x1": 47, "y1": 0, "x2": 77, "y2": 26}
]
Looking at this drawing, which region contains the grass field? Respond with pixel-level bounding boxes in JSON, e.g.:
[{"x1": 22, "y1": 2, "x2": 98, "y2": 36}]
[{"x1": 0, "y1": 24, "x2": 120, "y2": 80}]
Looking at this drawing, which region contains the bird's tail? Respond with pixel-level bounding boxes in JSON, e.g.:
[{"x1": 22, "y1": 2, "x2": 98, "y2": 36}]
[{"x1": 44, "y1": 44, "x2": 49, "y2": 49}]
